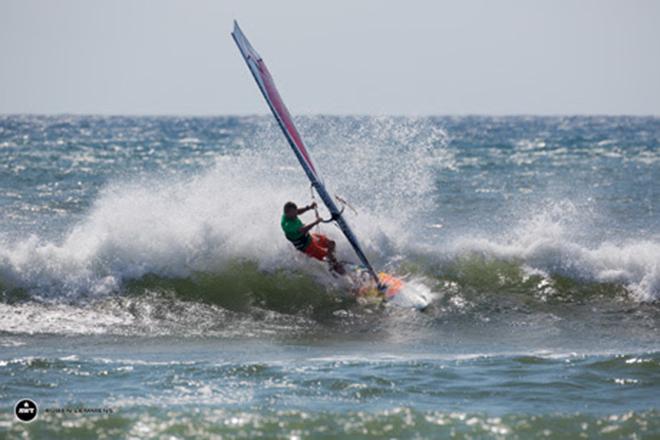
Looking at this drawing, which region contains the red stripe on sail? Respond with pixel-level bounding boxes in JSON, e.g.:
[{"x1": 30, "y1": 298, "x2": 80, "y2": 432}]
[{"x1": 257, "y1": 60, "x2": 317, "y2": 175}]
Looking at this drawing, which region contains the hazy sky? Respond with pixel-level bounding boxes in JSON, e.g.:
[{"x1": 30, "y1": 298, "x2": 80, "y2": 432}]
[{"x1": 1, "y1": 0, "x2": 659, "y2": 115}]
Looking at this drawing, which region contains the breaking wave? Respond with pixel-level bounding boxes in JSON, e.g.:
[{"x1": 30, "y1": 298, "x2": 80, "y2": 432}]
[{"x1": 0, "y1": 115, "x2": 657, "y2": 339}]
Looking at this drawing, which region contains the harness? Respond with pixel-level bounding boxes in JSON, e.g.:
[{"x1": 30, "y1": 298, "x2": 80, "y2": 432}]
[{"x1": 289, "y1": 233, "x2": 311, "y2": 251}]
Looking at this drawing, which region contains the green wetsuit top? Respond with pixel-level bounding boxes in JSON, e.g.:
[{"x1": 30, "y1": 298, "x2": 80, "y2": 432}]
[{"x1": 281, "y1": 215, "x2": 311, "y2": 251}]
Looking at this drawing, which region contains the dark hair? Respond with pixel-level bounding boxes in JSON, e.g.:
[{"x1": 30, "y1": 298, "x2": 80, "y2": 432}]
[{"x1": 283, "y1": 201, "x2": 297, "y2": 212}]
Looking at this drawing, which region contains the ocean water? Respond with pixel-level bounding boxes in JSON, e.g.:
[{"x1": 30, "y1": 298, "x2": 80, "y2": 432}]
[{"x1": 0, "y1": 115, "x2": 658, "y2": 438}]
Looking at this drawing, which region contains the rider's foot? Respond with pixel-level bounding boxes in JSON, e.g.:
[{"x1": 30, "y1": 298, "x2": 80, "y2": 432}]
[{"x1": 328, "y1": 258, "x2": 346, "y2": 275}]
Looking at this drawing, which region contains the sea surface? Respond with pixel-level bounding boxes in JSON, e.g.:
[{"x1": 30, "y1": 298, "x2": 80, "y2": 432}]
[{"x1": 0, "y1": 115, "x2": 658, "y2": 438}]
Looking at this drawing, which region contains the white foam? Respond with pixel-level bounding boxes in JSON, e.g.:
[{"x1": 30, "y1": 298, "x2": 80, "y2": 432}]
[
  {"x1": 0, "y1": 159, "x2": 325, "y2": 296},
  {"x1": 0, "y1": 118, "x2": 449, "y2": 298}
]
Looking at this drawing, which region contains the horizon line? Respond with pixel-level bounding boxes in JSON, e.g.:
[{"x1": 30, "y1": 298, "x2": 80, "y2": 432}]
[{"x1": 2, "y1": 112, "x2": 659, "y2": 119}]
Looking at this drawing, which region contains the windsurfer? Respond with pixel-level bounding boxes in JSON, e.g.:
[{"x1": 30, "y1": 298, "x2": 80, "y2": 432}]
[{"x1": 280, "y1": 201, "x2": 345, "y2": 274}]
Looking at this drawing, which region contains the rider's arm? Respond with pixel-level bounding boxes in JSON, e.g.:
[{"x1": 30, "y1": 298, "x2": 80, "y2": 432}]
[
  {"x1": 299, "y1": 218, "x2": 321, "y2": 235},
  {"x1": 297, "y1": 202, "x2": 317, "y2": 215}
]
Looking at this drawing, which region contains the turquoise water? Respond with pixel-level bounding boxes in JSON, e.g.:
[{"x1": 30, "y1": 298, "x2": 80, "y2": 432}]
[{"x1": 0, "y1": 115, "x2": 658, "y2": 438}]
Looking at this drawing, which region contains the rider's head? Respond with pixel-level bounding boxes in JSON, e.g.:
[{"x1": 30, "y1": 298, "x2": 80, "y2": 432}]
[{"x1": 283, "y1": 201, "x2": 298, "y2": 219}]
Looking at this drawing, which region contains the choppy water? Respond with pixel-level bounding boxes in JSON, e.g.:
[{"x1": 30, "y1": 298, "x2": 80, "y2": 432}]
[{"x1": 0, "y1": 115, "x2": 658, "y2": 438}]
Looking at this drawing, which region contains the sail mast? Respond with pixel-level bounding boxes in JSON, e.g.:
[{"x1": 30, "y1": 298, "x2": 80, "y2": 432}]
[{"x1": 231, "y1": 21, "x2": 379, "y2": 284}]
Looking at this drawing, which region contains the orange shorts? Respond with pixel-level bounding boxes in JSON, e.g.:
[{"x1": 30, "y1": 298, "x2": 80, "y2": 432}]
[{"x1": 303, "y1": 233, "x2": 333, "y2": 261}]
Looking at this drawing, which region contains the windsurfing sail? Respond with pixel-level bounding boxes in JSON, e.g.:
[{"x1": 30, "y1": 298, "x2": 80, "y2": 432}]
[{"x1": 231, "y1": 21, "x2": 380, "y2": 284}]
